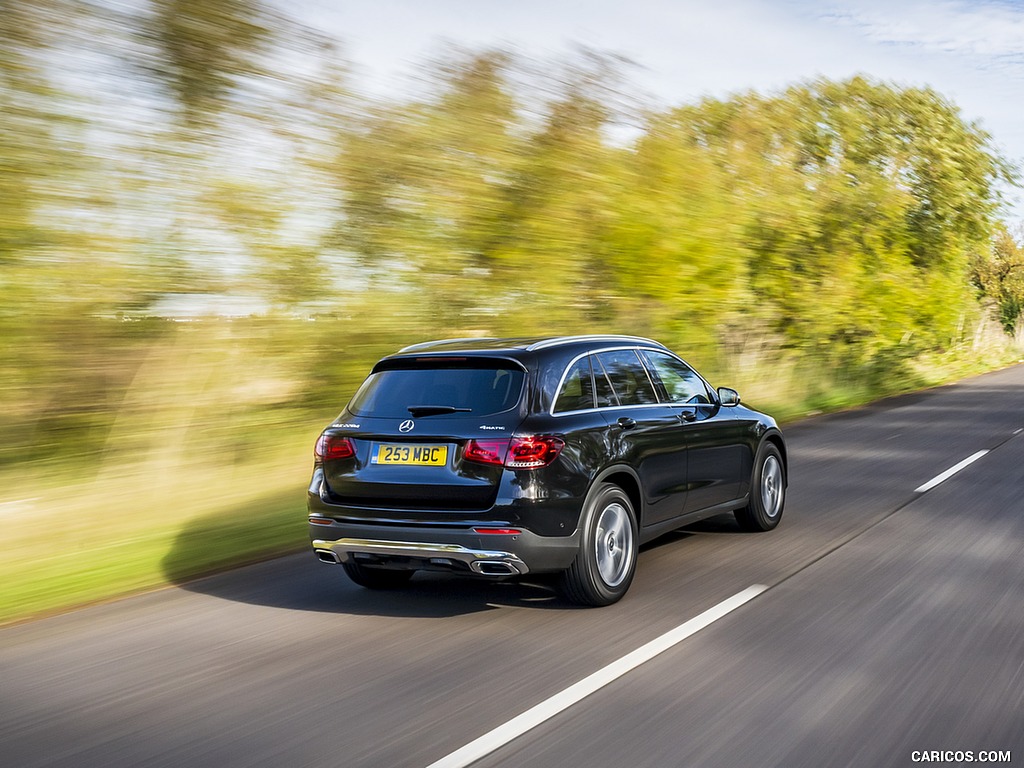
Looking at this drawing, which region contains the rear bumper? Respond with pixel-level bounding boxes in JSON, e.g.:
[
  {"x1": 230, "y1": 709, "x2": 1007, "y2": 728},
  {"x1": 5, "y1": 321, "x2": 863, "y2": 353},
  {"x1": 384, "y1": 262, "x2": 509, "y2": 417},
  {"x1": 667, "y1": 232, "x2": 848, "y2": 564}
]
[
  {"x1": 308, "y1": 517, "x2": 580, "y2": 576},
  {"x1": 312, "y1": 538, "x2": 531, "y2": 576}
]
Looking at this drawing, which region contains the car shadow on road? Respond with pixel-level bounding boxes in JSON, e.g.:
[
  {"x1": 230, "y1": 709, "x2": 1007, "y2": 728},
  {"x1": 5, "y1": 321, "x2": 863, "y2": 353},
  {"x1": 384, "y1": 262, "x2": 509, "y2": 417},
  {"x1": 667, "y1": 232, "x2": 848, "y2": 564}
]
[
  {"x1": 162, "y1": 490, "x2": 753, "y2": 619},
  {"x1": 678, "y1": 513, "x2": 751, "y2": 534},
  {"x1": 161, "y1": 493, "x2": 578, "y2": 618},
  {"x1": 171, "y1": 552, "x2": 579, "y2": 618}
]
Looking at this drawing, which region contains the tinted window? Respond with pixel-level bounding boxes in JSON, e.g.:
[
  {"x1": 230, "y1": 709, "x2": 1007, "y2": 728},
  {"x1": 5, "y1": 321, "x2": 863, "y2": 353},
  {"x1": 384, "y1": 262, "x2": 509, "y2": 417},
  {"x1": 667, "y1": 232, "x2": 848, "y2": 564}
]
[
  {"x1": 553, "y1": 357, "x2": 595, "y2": 413},
  {"x1": 349, "y1": 366, "x2": 524, "y2": 418},
  {"x1": 641, "y1": 351, "x2": 711, "y2": 404},
  {"x1": 595, "y1": 349, "x2": 658, "y2": 406}
]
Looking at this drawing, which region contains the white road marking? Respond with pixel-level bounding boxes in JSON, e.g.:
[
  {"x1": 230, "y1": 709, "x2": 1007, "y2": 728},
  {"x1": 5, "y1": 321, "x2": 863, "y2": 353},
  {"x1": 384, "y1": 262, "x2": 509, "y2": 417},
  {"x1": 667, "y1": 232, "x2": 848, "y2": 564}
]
[
  {"x1": 425, "y1": 584, "x2": 769, "y2": 768},
  {"x1": 914, "y1": 451, "x2": 989, "y2": 494}
]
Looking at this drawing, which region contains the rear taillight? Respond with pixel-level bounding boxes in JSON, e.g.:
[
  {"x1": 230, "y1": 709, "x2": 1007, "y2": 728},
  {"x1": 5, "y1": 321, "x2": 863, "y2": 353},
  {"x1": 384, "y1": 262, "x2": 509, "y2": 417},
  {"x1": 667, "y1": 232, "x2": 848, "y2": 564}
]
[
  {"x1": 314, "y1": 433, "x2": 356, "y2": 462},
  {"x1": 464, "y1": 436, "x2": 564, "y2": 469},
  {"x1": 464, "y1": 439, "x2": 508, "y2": 466},
  {"x1": 506, "y1": 436, "x2": 565, "y2": 468}
]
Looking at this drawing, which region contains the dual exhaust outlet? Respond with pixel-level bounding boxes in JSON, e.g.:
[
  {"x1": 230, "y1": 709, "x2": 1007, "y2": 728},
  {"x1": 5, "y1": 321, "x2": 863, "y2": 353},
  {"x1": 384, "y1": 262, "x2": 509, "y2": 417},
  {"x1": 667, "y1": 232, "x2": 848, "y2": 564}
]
[{"x1": 314, "y1": 548, "x2": 520, "y2": 576}]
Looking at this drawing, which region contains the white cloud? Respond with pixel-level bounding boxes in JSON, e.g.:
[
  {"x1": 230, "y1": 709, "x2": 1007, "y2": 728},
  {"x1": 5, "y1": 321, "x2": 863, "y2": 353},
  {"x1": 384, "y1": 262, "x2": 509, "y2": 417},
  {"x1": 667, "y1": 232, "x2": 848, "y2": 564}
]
[
  {"x1": 821, "y1": 1, "x2": 1024, "y2": 66},
  {"x1": 814, "y1": 0, "x2": 1024, "y2": 214}
]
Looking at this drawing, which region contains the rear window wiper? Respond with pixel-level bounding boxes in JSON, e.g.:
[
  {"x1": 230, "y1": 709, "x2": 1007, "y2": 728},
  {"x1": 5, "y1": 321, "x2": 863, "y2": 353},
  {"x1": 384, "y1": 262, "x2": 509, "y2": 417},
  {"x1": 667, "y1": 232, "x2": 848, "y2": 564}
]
[{"x1": 407, "y1": 405, "x2": 473, "y2": 417}]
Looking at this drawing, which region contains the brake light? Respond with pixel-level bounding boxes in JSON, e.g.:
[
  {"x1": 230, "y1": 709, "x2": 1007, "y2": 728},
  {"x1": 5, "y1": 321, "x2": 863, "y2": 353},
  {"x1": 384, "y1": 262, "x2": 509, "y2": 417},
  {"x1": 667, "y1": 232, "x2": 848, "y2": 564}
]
[
  {"x1": 506, "y1": 436, "x2": 565, "y2": 468},
  {"x1": 314, "y1": 433, "x2": 356, "y2": 461},
  {"x1": 464, "y1": 436, "x2": 564, "y2": 469}
]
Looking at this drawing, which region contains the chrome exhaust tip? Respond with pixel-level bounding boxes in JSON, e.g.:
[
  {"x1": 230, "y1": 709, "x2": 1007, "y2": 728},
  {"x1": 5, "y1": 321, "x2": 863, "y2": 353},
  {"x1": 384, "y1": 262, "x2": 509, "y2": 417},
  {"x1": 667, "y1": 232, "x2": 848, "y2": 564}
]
[
  {"x1": 315, "y1": 549, "x2": 340, "y2": 564},
  {"x1": 470, "y1": 560, "x2": 519, "y2": 576}
]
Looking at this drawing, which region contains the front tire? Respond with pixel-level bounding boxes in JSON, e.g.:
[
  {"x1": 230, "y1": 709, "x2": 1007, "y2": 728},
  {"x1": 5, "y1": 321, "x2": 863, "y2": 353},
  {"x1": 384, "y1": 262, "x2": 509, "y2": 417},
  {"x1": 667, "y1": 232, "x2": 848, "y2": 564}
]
[
  {"x1": 558, "y1": 483, "x2": 638, "y2": 607},
  {"x1": 734, "y1": 442, "x2": 785, "y2": 532},
  {"x1": 342, "y1": 560, "x2": 414, "y2": 590}
]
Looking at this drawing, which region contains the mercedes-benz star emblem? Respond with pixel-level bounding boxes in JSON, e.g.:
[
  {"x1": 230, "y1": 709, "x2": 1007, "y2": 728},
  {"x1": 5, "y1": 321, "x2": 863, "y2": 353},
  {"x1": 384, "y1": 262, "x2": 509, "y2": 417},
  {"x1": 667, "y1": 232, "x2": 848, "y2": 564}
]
[{"x1": 399, "y1": 419, "x2": 415, "y2": 433}]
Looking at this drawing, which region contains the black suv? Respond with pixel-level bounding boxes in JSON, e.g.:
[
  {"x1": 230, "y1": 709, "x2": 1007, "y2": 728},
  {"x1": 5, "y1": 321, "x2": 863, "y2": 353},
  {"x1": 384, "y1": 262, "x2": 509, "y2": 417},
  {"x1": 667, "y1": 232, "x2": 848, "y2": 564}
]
[{"x1": 308, "y1": 335, "x2": 786, "y2": 606}]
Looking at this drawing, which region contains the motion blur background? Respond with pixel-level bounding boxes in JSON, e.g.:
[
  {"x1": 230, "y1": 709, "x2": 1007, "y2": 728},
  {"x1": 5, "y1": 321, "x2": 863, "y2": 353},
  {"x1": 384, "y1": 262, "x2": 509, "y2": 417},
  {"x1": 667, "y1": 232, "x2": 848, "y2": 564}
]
[{"x1": 2, "y1": 0, "x2": 1024, "y2": 623}]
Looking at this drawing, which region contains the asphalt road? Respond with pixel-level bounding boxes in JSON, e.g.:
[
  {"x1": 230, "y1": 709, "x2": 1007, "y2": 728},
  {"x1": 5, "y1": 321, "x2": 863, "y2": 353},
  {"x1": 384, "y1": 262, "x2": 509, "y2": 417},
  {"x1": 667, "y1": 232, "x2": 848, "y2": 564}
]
[{"x1": 3, "y1": 365, "x2": 1024, "y2": 768}]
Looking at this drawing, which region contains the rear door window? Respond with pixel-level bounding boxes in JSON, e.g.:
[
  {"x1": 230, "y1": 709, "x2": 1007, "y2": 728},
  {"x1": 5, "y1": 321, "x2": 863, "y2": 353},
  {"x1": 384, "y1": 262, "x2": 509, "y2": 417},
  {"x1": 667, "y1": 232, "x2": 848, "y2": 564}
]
[
  {"x1": 595, "y1": 349, "x2": 659, "y2": 406},
  {"x1": 349, "y1": 365, "x2": 524, "y2": 418}
]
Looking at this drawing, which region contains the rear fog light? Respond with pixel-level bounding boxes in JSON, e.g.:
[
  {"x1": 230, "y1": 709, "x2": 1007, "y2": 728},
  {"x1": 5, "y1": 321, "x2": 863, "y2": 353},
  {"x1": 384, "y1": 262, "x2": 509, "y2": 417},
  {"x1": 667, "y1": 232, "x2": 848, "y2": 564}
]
[{"x1": 472, "y1": 528, "x2": 522, "y2": 535}]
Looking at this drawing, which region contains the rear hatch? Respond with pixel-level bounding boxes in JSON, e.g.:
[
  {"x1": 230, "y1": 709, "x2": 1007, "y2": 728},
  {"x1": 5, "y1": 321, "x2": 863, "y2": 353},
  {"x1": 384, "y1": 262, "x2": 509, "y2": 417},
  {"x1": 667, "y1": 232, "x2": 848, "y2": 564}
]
[{"x1": 319, "y1": 356, "x2": 526, "y2": 511}]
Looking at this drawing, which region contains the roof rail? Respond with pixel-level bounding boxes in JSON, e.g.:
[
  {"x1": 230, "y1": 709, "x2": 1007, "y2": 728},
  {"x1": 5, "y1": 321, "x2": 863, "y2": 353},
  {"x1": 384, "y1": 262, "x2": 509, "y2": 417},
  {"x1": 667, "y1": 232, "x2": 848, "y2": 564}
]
[{"x1": 525, "y1": 335, "x2": 665, "y2": 351}]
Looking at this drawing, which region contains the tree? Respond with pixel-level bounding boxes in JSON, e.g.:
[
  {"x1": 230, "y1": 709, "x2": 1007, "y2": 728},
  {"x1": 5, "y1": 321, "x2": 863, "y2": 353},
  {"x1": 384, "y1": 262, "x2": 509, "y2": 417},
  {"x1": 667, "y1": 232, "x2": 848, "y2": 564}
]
[
  {"x1": 656, "y1": 77, "x2": 1013, "y2": 379},
  {"x1": 330, "y1": 48, "x2": 523, "y2": 323},
  {"x1": 972, "y1": 226, "x2": 1024, "y2": 334},
  {"x1": 146, "y1": 0, "x2": 272, "y2": 130}
]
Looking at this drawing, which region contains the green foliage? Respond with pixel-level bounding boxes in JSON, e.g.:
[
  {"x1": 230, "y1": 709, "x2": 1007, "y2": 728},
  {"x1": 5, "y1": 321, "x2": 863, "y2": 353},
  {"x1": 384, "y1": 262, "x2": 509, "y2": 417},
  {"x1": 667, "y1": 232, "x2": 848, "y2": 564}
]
[
  {"x1": 645, "y1": 78, "x2": 1014, "y2": 384},
  {"x1": 2, "y1": 19, "x2": 1020, "y2": 467},
  {"x1": 972, "y1": 226, "x2": 1024, "y2": 333},
  {"x1": 146, "y1": 0, "x2": 273, "y2": 129}
]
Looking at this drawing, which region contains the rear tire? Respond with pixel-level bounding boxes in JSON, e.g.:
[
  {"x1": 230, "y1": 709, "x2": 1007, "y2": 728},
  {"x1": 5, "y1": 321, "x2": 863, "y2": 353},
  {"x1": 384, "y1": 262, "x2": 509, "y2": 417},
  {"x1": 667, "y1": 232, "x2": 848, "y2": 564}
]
[
  {"x1": 558, "y1": 483, "x2": 638, "y2": 607},
  {"x1": 342, "y1": 560, "x2": 414, "y2": 589},
  {"x1": 734, "y1": 442, "x2": 785, "y2": 532}
]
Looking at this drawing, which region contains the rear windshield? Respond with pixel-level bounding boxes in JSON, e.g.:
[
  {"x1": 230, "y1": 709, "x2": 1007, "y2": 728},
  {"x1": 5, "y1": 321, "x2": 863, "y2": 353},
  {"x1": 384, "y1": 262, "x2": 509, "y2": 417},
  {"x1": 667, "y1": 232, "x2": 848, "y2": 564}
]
[{"x1": 348, "y1": 366, "x2": 525, "y2": 418}]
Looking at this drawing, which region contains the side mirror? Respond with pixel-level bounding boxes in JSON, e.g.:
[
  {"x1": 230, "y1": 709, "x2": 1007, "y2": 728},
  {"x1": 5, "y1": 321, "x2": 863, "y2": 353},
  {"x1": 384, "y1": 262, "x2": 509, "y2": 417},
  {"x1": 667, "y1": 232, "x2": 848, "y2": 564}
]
[{"x1": 717, "y1": 387, "x2": 741, "y2": 407}]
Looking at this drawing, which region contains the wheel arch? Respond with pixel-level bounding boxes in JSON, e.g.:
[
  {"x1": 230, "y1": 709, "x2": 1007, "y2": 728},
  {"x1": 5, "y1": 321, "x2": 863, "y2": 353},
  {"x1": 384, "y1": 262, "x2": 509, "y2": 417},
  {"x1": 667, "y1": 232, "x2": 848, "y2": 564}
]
[
  {"x1": 591, "y1": 464, "x2": 644, "y2": 526},
  {"x1": 762, "y1": 430, "x2": 788, "y2": 485}
]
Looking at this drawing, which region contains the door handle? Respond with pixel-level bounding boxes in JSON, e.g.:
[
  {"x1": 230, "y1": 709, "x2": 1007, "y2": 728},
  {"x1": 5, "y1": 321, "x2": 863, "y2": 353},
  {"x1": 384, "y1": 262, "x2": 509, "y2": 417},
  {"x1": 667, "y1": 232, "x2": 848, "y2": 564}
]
[
  {"x1": 678, "y1": 409, "x2": 697, "y2": 422},
  {"x1": 617, "y1": 417, "x2": 637, "y2": 429}
]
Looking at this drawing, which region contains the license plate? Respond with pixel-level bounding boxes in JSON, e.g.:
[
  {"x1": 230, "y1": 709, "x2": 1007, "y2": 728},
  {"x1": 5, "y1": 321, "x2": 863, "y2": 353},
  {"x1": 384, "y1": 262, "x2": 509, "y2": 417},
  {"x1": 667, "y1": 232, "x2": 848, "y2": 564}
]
[{"x1": 372, "y1": 443, "x2": 448, "y2": 466}]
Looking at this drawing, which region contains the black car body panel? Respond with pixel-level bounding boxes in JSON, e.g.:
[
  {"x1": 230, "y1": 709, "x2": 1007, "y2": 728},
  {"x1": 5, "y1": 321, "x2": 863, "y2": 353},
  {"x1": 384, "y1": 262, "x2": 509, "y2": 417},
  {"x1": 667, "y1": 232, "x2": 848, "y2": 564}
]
[{"x1": 308, "y1": 335, "x2": 786, "y2": 603}]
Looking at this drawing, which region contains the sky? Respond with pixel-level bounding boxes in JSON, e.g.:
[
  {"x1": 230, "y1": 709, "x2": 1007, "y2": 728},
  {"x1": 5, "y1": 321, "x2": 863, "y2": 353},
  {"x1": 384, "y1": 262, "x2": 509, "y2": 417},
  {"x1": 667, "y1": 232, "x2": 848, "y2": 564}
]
[{"x1": 292, "y1": 0, "x2": 1024, "y2": 220}]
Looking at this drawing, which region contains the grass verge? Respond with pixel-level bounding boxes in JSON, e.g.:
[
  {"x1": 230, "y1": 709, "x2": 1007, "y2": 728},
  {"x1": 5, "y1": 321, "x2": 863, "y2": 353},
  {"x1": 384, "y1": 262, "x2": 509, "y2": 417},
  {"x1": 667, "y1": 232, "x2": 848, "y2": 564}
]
[{"x1": 0, "y1": 437, "x2": 312, "y2": 625}]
